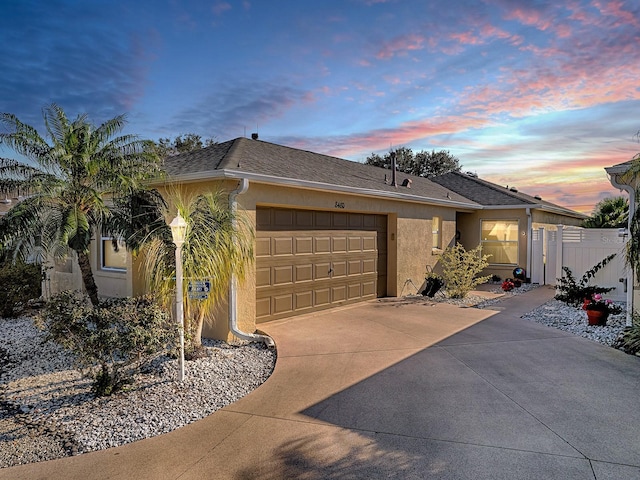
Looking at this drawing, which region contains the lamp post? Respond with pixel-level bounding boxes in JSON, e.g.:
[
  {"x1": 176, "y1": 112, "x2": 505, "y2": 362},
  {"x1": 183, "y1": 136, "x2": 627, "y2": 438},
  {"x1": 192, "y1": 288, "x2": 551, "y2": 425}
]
[{"x1": 170, "y1": 213, "x2": 187, "y2": 381}]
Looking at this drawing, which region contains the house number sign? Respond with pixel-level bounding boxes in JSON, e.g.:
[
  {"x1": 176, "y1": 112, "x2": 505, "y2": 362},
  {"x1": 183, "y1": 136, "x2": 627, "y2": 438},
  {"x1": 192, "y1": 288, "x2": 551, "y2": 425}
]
[{"x1": 335, "y1": 201, "x2": 345, "y2": 209}]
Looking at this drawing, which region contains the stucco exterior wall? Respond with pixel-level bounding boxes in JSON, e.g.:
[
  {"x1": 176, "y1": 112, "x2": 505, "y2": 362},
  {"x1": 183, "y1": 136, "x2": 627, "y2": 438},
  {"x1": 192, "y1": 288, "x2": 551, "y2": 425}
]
[
  {"x1": 456, "y1": 208, "x2": 583, "y2": 281},
  {"x1": 148, "y1": 179, "x2": 458, "y2": 340}
]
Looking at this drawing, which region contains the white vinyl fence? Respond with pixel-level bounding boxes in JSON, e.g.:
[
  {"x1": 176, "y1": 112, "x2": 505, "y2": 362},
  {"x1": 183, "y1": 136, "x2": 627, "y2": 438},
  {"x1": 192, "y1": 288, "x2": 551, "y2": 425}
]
[{"x1": 531, "y1": 226, "x2": 629, "y2": 302}]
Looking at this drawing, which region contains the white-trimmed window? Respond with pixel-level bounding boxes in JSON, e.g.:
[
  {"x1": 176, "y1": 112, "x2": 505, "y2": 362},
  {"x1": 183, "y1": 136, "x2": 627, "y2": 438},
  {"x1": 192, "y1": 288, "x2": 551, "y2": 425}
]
[
  {"x1": 481, "y1": 220, "x2": 519, "y2": 265},
  {"x1": 101, "y1": 237, "x2": 127, "y2": 271},
  {"x1": 432, "y1": 216, "x2": 442, "y2": 251}
]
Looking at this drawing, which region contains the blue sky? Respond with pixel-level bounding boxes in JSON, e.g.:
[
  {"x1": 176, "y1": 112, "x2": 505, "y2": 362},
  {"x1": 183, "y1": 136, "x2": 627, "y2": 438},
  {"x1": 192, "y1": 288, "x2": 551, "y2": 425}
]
[{"x1": 1, "y1": 0, "x2": 639, "y2": 212}]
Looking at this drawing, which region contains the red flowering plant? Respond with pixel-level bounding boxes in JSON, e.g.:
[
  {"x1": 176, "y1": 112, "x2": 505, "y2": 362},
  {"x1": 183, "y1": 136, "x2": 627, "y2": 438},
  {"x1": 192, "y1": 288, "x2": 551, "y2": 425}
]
[
  {"x1": 581, "y1": 294, "x2": 622, "y2": 315},
  {"x1": 501, "y1": 279, "x2": 515, "y2": 292}
]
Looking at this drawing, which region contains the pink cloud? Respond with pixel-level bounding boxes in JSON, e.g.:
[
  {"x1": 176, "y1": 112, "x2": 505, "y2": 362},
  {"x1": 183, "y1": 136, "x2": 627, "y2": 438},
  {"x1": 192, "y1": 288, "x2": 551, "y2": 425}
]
[
  {"x1": 504, "y1": 7, "x2": 554, "y2": 31},
  {"x1": 376, "y1": 34, "x2": 425, "y2": 59},
  {"x1": 593, "y1": 0, "x2": 640, "y2": 28}
]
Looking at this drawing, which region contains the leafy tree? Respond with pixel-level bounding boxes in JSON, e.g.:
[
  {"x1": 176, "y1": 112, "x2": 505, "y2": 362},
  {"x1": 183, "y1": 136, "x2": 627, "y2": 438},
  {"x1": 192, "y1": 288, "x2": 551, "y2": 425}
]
[
  {"x1": 140, "y1": 189, "x2": 254, "y2": 353},
  {"x1": 582, "y1": 196, "x2": 628, "y2": 228},
  {"x1": 154, "y1": 133, "x2": 217, "y2": 157},
  {"x1": 365, "y1": 147, "x2": 462, "y2": 178},
  {"x1": 0, "y1": 104, "x2": 163, "y2": 306}
]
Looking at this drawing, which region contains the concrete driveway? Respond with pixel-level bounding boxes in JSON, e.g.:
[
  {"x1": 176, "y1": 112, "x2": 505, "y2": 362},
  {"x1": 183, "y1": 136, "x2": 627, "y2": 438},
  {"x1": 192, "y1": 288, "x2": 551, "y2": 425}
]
[{"x1": 3, "y1": 286, "x2": 640, "y2": 479}]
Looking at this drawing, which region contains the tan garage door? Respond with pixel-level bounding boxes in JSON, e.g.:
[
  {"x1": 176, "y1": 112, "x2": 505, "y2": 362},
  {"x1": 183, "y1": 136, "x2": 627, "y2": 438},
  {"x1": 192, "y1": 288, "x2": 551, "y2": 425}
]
[{"x1": 256, "y1": 207, "x2": 387, "y2": 322}]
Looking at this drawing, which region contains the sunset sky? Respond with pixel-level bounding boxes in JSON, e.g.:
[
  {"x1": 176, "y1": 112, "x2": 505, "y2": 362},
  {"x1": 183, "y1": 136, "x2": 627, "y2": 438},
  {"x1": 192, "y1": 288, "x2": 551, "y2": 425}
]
[{"x1": 2, "y1": 0, "x2": 639, "y2": 213}]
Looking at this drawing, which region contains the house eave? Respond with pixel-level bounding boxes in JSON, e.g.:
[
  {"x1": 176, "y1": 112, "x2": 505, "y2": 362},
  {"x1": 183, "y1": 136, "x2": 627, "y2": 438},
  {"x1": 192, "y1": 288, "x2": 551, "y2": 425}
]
[
  {"x1": 480, "y1": 203, "x2": 587, "y2": 219},
  {"x1": 160, "y1": 169, "x2": 481, "y2": 210}
]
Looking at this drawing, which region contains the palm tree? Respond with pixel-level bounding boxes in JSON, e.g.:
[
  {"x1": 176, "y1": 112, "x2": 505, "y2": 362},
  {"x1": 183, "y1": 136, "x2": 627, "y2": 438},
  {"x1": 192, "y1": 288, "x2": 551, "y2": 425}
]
[
  {"x1": 140, "y1": 188, "x2": 254, "y2": 351},
  {"x1": 582, "y1": 196, "x2": 629, "y2": 228},
  {"x1": 0, "y1": 104, "x2": 163, "y2": 306}
]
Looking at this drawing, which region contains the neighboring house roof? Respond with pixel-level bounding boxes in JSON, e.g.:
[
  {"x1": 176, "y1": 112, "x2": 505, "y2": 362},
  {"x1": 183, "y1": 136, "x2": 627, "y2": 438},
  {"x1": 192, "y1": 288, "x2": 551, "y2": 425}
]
[
  {"x1": 163, "y1": 136, "x2": 584, "y2": 217},
  {"x1": 432, "y1": 171, "x2": 586, "y2": 219},
  {"x1": 164, "y1": 137, "x2": 479, "y2": 209},
  {"x1": 605, "y1": 158, "x2": 636, "y2": 176}
]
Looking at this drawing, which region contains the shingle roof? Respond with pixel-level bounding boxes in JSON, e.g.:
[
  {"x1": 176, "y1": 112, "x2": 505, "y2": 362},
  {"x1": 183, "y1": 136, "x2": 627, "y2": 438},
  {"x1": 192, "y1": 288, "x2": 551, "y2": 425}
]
[
  {"x1": 431, "y1": 171, "x2": 585, "y2": 218},
  {"x1": 164, "y1": 137, "x2": 477, "y2": 208},
  {"x1": 163, "y1": 137, "x2": 583, "y2": 217}
]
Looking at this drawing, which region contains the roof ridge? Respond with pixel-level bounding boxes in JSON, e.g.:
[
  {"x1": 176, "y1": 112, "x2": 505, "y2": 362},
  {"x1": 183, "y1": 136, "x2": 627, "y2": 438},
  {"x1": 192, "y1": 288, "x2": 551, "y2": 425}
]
[{"x1": 451, "y1": 171, "x2": 535, "y2": 204}]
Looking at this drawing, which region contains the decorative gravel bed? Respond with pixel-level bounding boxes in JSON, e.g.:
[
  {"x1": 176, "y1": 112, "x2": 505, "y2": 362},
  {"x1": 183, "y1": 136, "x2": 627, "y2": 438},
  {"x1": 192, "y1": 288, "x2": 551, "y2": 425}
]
[
  {"x1": 0, "y1": 317, "x2": 276, "y2": 468},
  {"x1": 519, "y1": 299, "x2": 627, "y2": 346},
  {"x1": 0, "y1": 285, "x2": 629, "y2": 469}
]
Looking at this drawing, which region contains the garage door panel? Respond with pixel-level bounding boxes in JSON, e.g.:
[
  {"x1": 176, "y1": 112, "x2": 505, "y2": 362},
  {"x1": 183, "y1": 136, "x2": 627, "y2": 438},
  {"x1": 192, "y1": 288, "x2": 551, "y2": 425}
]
[
  {"x1": 363, "y1": 281, "x2": 376, "y2": 296},
  {"x1": 295, "y1": 291, "x2": 313, "y2": 310},
  {"x1": 256, "y1": 207, "x2": 386, "y2": 322},
  {"x1": 256, "y1": 208, "x2": 271, "y2": 228},
  {"x1": 362, "y1": 236, "x2": 376, "y2": 251},
  {"x1": 274, "y1": 237, "x2": 293, "y2": 255},
  {"x1": 274, "y1": 209, "x2": 294, "y2": 227},
  {"x1": 363, "y1": 215, "x2": 377, "y2": 228},
  {"x1": 315, "y1": 262, "x2": 332, "y2": 279},
  {"x1": 256, "y1": 297, "x2": 271, "y2": 319},
  {"x1": 256, "y1": 238, "x2": 271, "y2": 257},
  {"x1": 273, "y1": 266, "x2": 293, "y2": 285},
  {"x1": 256, "y1": 267, "x2": 271, "y2": 287},
  {"x1": 331, "y1": 261, "x2": 347, "y2": 277},
  {"x1": 273, "y1": 294, "x2": 293, "y2": 314},
  {"x1": 295, "y1": 264, "x2": 313, "y2": 282},
  {"x1": 348, "y1": 260, "x2": 362, "y2": 275},
  {"x1": 362, "y1": 258, "x2": 376, "y2": 274},
  {"x1": 332, "y1": 285, "x2": 347, "y2": 302},
  {"x1": 295, "y1": 237, "x2": 313, "y2": 254},
  {"x1": 315, "y1": 237, "x2": 331, "y2": 253},
  {"x1": 348, "y1": 236, "x2": 362, "y2": 251},
  {"x1": 332, "y1": 236, "x2": 347, "y2": 252},
  {"x1": 316, "y1": 211, "x2": 332, "y2": 227},
  {"x1": 348, "y1": 283, "x2": 361, "y2": 299},
  {"x1": 349, "y1": 214, "x2": 364, "y2": 228},
  {"x1": 295, "y1": 210, "x2": 314, "y2": 227},
  {"x1": 315, "y1": 288, "x2": 331, "y2": 306},
  {"x1": 333, "y1": 213, "x2": 348, "y2": 227}
]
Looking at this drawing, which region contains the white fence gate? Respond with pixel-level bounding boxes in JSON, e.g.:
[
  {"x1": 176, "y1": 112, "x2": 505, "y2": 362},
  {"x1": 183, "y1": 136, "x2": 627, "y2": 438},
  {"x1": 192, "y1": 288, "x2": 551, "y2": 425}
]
[{"x1": 531, "y1": 226, "x2": 629, "y2": 302}]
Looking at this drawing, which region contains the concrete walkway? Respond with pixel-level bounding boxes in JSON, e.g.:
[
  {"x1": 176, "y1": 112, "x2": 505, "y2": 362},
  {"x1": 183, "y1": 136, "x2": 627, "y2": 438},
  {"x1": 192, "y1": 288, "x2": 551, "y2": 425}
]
[{"x1": 3, "y1": 286, "x2": 640, "y2": 479}]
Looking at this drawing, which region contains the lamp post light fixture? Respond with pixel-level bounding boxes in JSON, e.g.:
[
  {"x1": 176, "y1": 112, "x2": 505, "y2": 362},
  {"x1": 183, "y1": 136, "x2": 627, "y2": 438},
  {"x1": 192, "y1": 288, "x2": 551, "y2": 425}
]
[{"x1": 170, "y1": 213, "x2": 187, "y2": 381}]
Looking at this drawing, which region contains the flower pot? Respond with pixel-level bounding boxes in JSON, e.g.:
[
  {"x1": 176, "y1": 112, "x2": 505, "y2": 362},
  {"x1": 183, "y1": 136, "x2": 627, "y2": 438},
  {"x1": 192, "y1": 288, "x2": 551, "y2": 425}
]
[{"x1": 586, "y1": 310, "x2": 608, "y2": 326}]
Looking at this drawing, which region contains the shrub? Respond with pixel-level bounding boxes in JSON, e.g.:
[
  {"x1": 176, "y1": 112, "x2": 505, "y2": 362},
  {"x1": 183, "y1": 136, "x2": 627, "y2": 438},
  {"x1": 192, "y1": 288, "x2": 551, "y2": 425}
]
[
  {"x1": 439, "y1": 243, "x2": 491, "y2": 299},
  {"x1": 36, "y1": 292, "x2": 177, "y2": 396},
  {"x1": 0, "y1": 260, "x2": 42, "y2": 318},
  {"x1": 613, "y1": 311, "x2": 640, "y2": 356},
  {"x1": 554, "y1": 254, "x2": 616, "y2": 307}
]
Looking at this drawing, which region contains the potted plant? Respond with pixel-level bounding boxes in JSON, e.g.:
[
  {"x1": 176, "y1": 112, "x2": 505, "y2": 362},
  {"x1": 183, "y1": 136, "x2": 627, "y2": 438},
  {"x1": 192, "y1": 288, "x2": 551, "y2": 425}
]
[
  {"x1": 501, "y1": 279, "x2": 515, "y2": 292},
  {"x1": 582, "y1": 294, "x2": 622, "y2": 326},
  {"x1": 422, "y1": 270, "x2": 444, "y2": 298}
]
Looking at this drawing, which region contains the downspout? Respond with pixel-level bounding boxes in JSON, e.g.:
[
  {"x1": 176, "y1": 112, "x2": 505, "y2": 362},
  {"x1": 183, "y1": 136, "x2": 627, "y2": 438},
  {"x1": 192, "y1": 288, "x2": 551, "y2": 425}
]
[
  {"x1": 609, "y1": 173, "x2": 635, "y2": 327},
  {"x1": 228, "y1": 178, "x2": 275, "y2": 347},
  {"x1": 526, "y1": 208, "x2": 532, "y2": 282}
]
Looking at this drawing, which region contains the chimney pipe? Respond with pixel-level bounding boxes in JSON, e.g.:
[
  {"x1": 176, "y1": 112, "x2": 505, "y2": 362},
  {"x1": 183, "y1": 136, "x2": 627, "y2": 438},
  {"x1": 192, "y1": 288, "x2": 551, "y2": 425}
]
[
  {"x1": 251, "y1": 133, "x2": 259, "y2": 140},
  {"x1": 391, "y1": 151, "x2": 397, "y2": 187}
]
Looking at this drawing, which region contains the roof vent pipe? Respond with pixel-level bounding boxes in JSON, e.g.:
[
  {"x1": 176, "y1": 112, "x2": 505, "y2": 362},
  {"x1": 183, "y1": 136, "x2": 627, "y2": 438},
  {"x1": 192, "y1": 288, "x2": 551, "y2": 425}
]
[
  {"x1": 251, "y1": 133, "x2": 259, "y2": 140},
  {"x1": 391, "y1": 151, "x2": 397, "y2": 187}
]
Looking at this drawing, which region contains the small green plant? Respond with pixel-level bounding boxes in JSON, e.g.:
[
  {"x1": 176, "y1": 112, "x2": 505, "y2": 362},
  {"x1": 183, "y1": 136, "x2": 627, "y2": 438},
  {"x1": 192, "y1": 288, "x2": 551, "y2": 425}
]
[
  {"x1": 613, "y1": 311, "x2": 640, "y2": 355},
  {"x1": 0, "y1": 259, "x2": 42, "y2": 318},
  {"x1": 439, "y1": 243, "x2": 491, "y2": 299},
  {"x1": 555, "y1": 254, "x2": 616, "y2": 307},
  {"x1": 36, "y1": 292, "x2": 177, "y2": 396}
]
